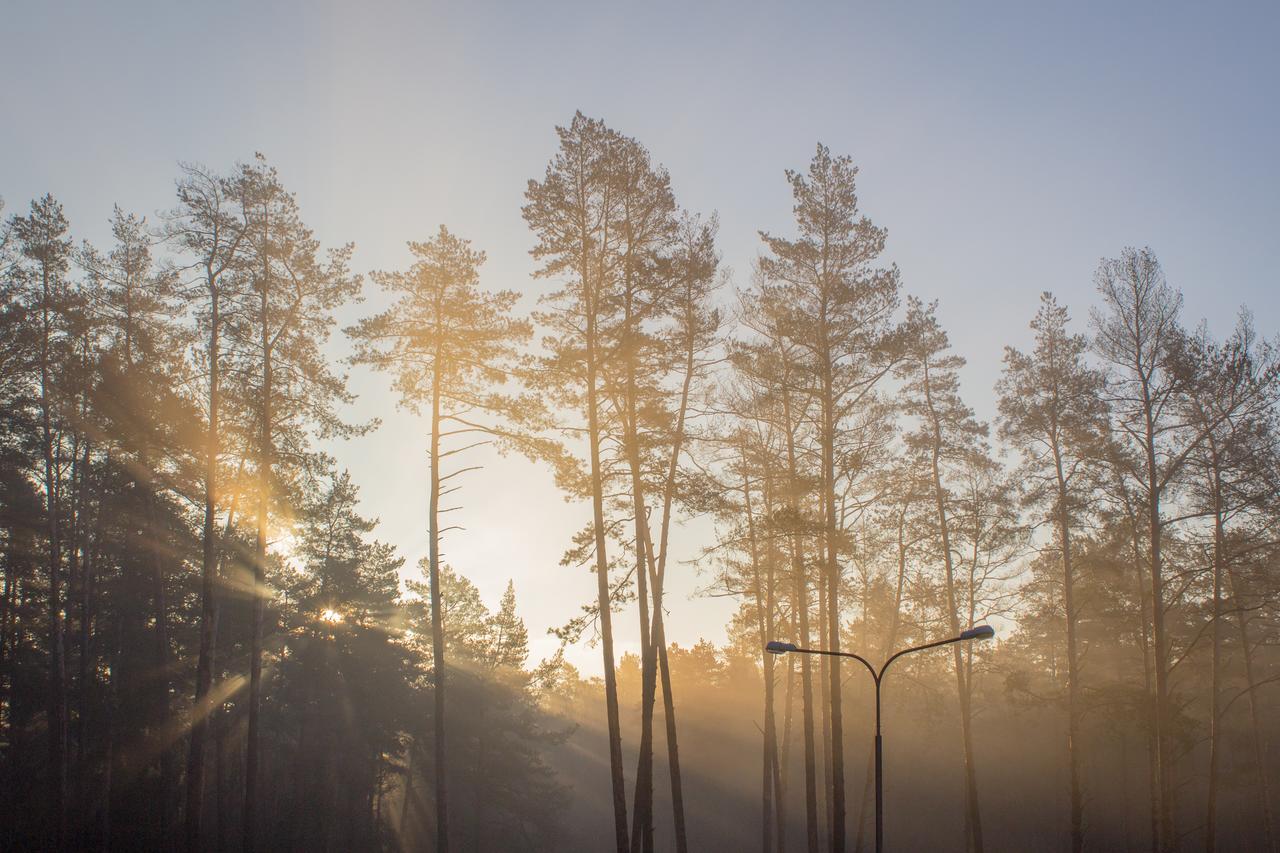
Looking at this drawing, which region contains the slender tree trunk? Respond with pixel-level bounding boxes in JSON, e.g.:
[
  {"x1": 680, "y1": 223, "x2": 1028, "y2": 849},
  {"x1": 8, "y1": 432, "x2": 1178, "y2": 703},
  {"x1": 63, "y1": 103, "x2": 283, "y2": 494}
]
[
  {"x1": 83, "y1": 448, "x2": 107, "y2": 838},
  {"x1": 620, "y1": 276, "x2": 656, "y2": 853},
  {"x1": 0, "y1": 528, "x2": 12, "y2": 751},
  {"x1": 855, "y1": 501, "x2": 911, "y2": 851},
  {"x1": 40, "y1": 259, "x2": 68, "y2": 847},
  {"x1": 644, "y1": 289, "x2": 702, "y2": 853},
  {"x1": 820, "y1": 359, "x2": 846, "y2": 853},
  {"x1": 244, "y1": 276, "x2": 271, "y2": 853},
  {"x1": 761, "y1": 478, "x2": 783, "y2": 853},
  {"x1": 586, "y1": 305, "x2": 629, "y2": 853},
  {"x1": 66, "y1": 429, "x2": 82, "y2": 833},
  {"x1": 924, "y1": 367, "x2": 984, "y2": 853},
  {"x1": 1053, "y1": 447, "x2": 1085, "y2": 853},
  {"x1": 187, "y1": 282, "x2": 221, "y2": 852},
  {"x1": 1226, "y1": 563, "x2": 1276, "y2": 852},
  {"x1": 629, "y1": 552, "x2": 654, "y2": 853},
  {"x1": 398, "y1": 739, "x2": 415, "y2": 844},
  {"x1": 1148, "y1": 480, "x2": 1173, "y2": 853},
  {"x1": 1205, "y1": 464, "x2": 1224, "y2": 853},
  {"x1": 1140, "y1": 389, "x2": 1174, "y2": 853},
  {"x1": 1140, "y1": 571, "x2": 1159, "y2": 853},
  {"x1": 1119, "y1": 477, "x2": 1160, "y2": 853},
  {"x1": 214, "y1": 701, "x2": 229, "y2": 853},
  {"x1": 72, "y1": 436, "x2": 95, "y2": 821},
  {"x1": 428, "y1": 347, "x2": 450, "y2": 853},
  {"x1": 101, "y1": 628, "x2": 117, "y2": 853},
  {"x1": 143, "y1": 444, "x2": 173, "y2": 846},
  {"x1": 640, "y1": 514, "x2": 687, "y2": 853},
  {"x1": 1121, "y1": 730, "x2": 1133, "y2": 853},
  {"x1": 741, "y1": 462, "x2": 773, "y2": 853},
  {"x1": 785, "y1": 440, "x2": 819, "y2": 853},
  {"x1": 211, "y1": 491, "x2": 241, "y2": 853},
  {"x1": 778, "y1": 357, "x2": 819, "y2": 853},
  {"x1": 778, "y1": 650, "x2": 795, "y2": 853},
  {"x1": 818, "y1": 579, "x2": 831, "y2": 843},
  {"x1": 655, "y1": 623, "x2": 685, "y2": 852},
  {"x1": 627, "y1": 434, "x2": 654, "y2": 853}
]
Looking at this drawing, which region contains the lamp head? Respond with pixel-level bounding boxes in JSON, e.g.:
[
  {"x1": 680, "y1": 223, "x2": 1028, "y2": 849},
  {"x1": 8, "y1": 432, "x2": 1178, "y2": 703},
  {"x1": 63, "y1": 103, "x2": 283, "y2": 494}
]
[
  {"x1": 960, "y1": 625, "x2": 995, "y2": 641},
  {"x1": 765, "y1": 641, "x2": 798, "y2": 655}
]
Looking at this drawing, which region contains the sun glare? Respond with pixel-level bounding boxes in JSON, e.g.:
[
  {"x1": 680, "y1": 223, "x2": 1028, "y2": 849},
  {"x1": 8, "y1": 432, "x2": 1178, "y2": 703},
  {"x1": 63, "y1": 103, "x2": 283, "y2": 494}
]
[{"x1": 320, "y1": 608, "x2": 343, "y2": 624}]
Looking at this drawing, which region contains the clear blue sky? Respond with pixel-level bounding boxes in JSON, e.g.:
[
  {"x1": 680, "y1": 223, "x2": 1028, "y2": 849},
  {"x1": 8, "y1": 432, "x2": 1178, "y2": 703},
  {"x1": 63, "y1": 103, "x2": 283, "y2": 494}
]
[{"x1": 4, "y1": 0, "x2": 1278, "y2": 674}]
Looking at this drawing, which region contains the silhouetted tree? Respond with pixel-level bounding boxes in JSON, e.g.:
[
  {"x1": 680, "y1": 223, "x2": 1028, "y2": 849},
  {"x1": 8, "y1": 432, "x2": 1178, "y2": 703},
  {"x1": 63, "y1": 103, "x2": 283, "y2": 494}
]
[
  {"x1": 997, "y1": 292, "x2": 1107, "y2": 853},
  {"x1": 758, "y1": 144, "x2": 901, "y2": 853},
  {"x1": 226, "y1": 155, "x2": 360, "y2": 850},
  {"x1": 349, "y1": 223, "x2": 534, "y2": 852}
]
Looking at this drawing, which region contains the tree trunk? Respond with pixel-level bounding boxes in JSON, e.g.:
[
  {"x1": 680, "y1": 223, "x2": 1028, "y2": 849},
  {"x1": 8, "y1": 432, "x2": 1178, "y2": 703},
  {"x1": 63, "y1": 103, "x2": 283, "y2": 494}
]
[
  {"x1": 101, "y1": 630, "x2": 117, "y2": 853},
  {"x1": 655, "y1": 624, "x2": 686, "y2": 851},
  {"x1": 778, "y1": 650, "x2": 795, "y2": 853},
  {"x1": 398, "y1": 739, "x2": 415, "y2": 844},
  {"x1": 39, "y1": 258, "x2": 68, "y2": 847},
  {"x1": 1054, "y1": 446, "x2": 1085, "y2": 853},
  {"x1": 818, "y1": 580, "x2": 831, "y2": 843},
  {"x1": 627, "y1": 424, "x2": 654, "y2": 853},
  {"x1": 741, "y1": 462, "x2": 773, "y2": 853},
  {"x1": 1139, "y1": 383, "x2": 1174, "y2": 853},
  {"x1": 855, "y1": 500, "x2": 911, "y2": 851},
  {"x1": 629, "y1": 558, "x2": 654, "y2": 853},
  {"x1": 429, "y1": 346, "x2": 450, "y2": 853},
  {"x1": 620, "y1": 270, "x2": 656, "y2": 853},
  {"x1": 763, "y1": 479, "x2": 782, "y2": 853},
  {"x1": 244, "y1": 273, "x2": 271, "y2": 853},
  {"x1": 143, "y1": 445, "x2": 174, "y2": 846},
  {"x1": 1226, "y1": 563, "x2": 1276, "y2": 852},
  {"x1": 779, "y1": 357, "x2": 819, "y2": 853},
  {"x1": 187, "y1": 282, "x2": 221, "y2": 852},
  {"x1": 644, "y1": 288, "x2": 703, "y2": 853},
  {"x1": 1147, "y1": 471, "x2": 1173, "y2": 853},
  {"x1": 786, "y1": 461, "x2": 819, "y2": 853},
  {"x1": 66, "y1": 428, "x2": 82, "y2": 831},
  {"x1": 924, "y1": 367, "x2": 984, "y2": 853},
  {"x1": 1205, "y1": 463, "x2": 1224, "y2": 853},
  {"x1": 1119, "y1": 477, "x2": 1160, "y2": 853},
  {"x1": 586, "y1": 305, "x2": 629, "y2": 853},
  {"x1": 820, "y1": 361, "x2": 846, "y2": 853}
]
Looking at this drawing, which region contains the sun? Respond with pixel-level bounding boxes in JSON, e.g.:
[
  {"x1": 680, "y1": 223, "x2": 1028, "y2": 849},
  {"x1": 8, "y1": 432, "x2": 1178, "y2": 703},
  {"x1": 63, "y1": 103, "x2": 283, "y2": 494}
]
[{"x1": 320, "y1": 608, "x2": 343, "y2": 624}]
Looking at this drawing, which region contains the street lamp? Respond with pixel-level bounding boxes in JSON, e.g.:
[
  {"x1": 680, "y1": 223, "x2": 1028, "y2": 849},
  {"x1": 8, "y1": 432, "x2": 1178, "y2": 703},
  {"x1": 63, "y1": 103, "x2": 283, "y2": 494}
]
[{"x1": 766, "y1": 624, "x2": 995, "y2": 853}]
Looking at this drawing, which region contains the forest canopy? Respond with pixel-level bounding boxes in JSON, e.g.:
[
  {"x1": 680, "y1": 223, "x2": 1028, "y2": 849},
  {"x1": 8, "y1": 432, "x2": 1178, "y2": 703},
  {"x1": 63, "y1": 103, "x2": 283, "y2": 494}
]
[{"x1": 2, "y1": 114, "x2": 1279, "y2": 853}]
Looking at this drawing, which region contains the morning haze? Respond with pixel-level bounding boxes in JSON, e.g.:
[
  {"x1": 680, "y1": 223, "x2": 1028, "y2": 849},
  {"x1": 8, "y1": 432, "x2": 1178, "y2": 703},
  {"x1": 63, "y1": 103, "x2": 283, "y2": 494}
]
[{"x1": 2, "y1": 1, "x2": 1278, "y2": 851}]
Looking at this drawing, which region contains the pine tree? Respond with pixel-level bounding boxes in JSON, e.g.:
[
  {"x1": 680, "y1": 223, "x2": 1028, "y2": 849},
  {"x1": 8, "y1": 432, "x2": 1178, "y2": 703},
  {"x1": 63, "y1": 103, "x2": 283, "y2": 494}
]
[
  {"x1": 997, "y1": 292, "x2": 1107, "y2": 853},
  {"x1": 165, "y1": 162, "x2": 250, "y2": 850},
  {"x1": 758, "y1": 145, "x2": 901, "y2": 853},
  {"x1": 402, "y1": 568, "x2": 569, "y2": 851},
  {"x1": 490, "y1": 581, "x2": 530, "y2": 670},
  {"x1": 349, "y1": 223, "x2": 534, "y2": 853},
  {"x1": 9, "y1": 195, "x2": 75, "y2": 843},
  {"x1": 275, "y1": 469, "x2": 410, "y2": 851},
  {"x1": 1178, "y1": 314, "x2": 1280, "y2": 852},
  {"x1": 897, "y1": 297, "x2": 989, "y2": 852},
  {"x1": 1091, "y1": 248, "x2": 1187, "y2": 852},
  {"x1": 523, "y1": 112, "x2": 635, "y2": 853},
  {"x1": 81, "y1": 206, "x2": 191, "y2": 837},
  {"x1": 226, "y1": 155, "x2": 361, "y2": 850}
]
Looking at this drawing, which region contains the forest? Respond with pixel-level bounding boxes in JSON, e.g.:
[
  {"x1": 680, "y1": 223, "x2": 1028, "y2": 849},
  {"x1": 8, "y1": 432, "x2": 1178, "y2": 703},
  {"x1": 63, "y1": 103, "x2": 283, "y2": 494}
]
[{"x1": 1, "y1": 111, "x2": 1278, "y2": 853}]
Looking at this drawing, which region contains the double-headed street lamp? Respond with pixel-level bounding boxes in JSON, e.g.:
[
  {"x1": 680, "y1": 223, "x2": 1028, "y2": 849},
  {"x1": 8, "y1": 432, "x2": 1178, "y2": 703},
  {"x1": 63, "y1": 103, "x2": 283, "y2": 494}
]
[{"x1": 766, "y1": 625, "x2": 995, "y2": 853}]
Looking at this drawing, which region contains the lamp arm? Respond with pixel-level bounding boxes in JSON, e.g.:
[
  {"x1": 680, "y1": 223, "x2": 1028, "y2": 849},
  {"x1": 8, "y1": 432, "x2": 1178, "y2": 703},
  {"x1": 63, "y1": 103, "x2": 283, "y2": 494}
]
[
  {"x1": 792, "y1": 646, "x2": 878, "y2": 683},
  {"x1": 878, "y1": 635, "x2": 963, "y2": 681}
]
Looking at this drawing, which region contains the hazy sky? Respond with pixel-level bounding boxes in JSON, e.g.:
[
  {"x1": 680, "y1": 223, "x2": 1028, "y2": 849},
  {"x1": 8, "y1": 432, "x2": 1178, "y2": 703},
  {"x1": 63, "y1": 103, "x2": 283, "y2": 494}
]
[{"x1": 4, "y1": 1, "x2": 1278, "y2": 674}]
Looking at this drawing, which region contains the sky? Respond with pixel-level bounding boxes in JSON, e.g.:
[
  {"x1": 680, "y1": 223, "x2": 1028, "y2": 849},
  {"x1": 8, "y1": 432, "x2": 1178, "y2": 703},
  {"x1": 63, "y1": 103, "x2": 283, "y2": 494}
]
[{"x1": 3, "y1": 0, "x2": 1278, "y2": 675}]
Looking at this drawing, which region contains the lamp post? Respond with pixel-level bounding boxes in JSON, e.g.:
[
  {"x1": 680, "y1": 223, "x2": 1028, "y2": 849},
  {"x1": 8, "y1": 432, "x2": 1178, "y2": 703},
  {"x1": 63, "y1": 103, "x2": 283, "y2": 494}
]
[{"x1": 766, "y1": 625, "x2": 995, "y2": 853}]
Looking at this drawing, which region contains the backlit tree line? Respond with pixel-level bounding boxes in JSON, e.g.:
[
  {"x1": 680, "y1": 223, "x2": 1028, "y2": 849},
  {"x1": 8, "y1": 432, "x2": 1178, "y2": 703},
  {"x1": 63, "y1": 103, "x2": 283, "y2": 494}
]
[{"x1": 1, "y1": 114, "x2": 1278, "y2": 852}]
